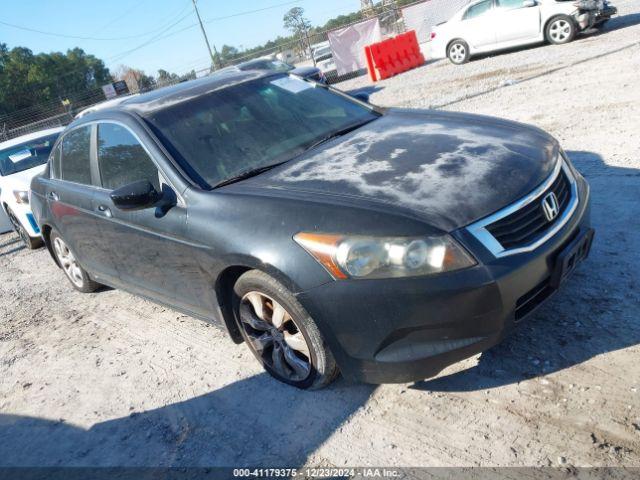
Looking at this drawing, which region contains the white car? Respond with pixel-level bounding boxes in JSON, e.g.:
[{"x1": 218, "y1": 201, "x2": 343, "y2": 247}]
[
  {"x1": 431, "y1": 0, "x2": 617, "y2": 64},
  {"x1": 0, "y1": 127, "x2": 64, "y2": 248}
]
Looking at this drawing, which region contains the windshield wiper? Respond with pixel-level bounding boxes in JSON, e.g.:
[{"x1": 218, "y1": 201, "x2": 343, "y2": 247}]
[
  {"x1": 303, "y1": 118, "x2": 376, "y2": 152},
  {"x1": 213, "y1": 161, "x2": 288, "y2": 188}
]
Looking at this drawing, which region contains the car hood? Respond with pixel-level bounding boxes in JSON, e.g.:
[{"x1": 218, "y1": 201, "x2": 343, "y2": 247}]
[
  {"x1": 0, "y1": 164, "x2": 47, "y2": 192},
  {"x1": 241, "y1": 109, "x2": 559, "y2": 232}
]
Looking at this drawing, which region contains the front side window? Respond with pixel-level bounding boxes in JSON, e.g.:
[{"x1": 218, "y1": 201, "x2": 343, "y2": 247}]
[
  {"x1": 0, "y1": 133, "x2": 60, "y2": 177},
  {"x1": 464, "y1": 0, "x2": 494, "y2": 19},
  {"x1": 97, "y1": 123, "x2": 160, "y2": 191},
  {"x1": 144, "y1": 75, "x2": 378, "y2": 188},
  {"x1": 61, "y1": 126, "x2": 92, "y2": 185}
]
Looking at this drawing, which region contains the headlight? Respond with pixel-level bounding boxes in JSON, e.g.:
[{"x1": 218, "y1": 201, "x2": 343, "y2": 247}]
[
  {"x1": 13, "y1": 190, "x2": 29, "y2": 204},
  {"x1": 294, "y1": 232, "x2": 476, "y2": 280}
]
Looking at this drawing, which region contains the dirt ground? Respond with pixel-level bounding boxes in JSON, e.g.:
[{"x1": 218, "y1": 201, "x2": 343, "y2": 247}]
[{"x1": 1, "y1": 2, "x2": 639, "y2": 469}]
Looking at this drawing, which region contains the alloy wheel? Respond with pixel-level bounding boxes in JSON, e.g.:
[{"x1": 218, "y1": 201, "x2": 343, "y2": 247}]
[
  {"x1": 239, "y1": 291, "x2": 312, "y2": 381},
  {"x1": 53, "y1": 236, "x2": 84, "y2": 288},
  {"x1": 450, "y1": 43, "x2": 466, "y2": 63},
  {"x1": 549, "y1": 19, "x2": 571, "y2": 42}
]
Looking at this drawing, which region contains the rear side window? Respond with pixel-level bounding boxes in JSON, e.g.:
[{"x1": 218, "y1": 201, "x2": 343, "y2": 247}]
[
  {"x1": 61, "y1": 126, "x2": 92, "y2": 185},
  {"x1": 497, "y1": 0, "x2": 525, "y2": 8},
  {"x1": 97, "y1": 123, "x2": 160, "y2": 190},
  {"x1": 464, "y1": 0, "x2": 493, "y2": 19}
]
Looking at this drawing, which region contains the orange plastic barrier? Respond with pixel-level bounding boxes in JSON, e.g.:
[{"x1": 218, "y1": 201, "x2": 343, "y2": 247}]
[{"x1": 365, "y1": 30, "x2": 425, "y2": 82}]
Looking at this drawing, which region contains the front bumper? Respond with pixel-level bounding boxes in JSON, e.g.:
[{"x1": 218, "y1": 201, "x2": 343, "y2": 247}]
[
  {"x1": 298, "y1": 175, "x2": 592, "y2": 384},
  {"x1": 2, "y1": 201, "x2": 41, "y2": 238}
]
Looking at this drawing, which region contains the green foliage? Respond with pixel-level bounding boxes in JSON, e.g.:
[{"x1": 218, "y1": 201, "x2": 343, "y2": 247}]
[{"x1": 0, "y1": 43, "x2": 111, "y2": 126}]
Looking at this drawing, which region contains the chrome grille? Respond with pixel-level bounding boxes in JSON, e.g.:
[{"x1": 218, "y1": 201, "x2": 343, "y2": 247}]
[
  {"x1": 466, "y1": 157, "x2": 580, "y2": 258},
  {"x1": 485, "y1": 169, "x2": 571, "y2": 249}
]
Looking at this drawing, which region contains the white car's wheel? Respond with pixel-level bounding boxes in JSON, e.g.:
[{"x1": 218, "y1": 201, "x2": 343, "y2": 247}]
[
  {"x1": 5, "y1": 206, "x2": 42, "y2": 250},
  {"x1": 448, "y1": 40, "x2": 470, "y2": 65},
  {"x1": 545, "y1": 16, "x2": 576, "y2": 45}
]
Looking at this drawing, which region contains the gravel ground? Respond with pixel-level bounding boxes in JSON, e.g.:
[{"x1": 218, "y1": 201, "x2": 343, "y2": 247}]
[{"x1": 1, "y1": 2, "x2": 640, "y2": 468}]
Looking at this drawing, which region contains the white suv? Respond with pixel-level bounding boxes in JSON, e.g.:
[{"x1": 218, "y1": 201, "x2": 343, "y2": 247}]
[
  {"x1": 431, "y1": 0, "x2": 617, "y2": 64},
  {"x1": 0, "y1": 127, "x2": 64, "y2": 248}
]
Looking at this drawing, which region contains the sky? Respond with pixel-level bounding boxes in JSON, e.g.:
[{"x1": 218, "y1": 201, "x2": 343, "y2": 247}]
[{"x1": 0, "y1": 0, "x2": 361, "y2": 76}]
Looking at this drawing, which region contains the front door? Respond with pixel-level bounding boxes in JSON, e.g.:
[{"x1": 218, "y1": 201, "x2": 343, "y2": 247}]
[
  {"x1": 494, "y1": 0, "x2": 541, "y2": 43},
  {"x1": 91, "y1": 122, "x2": 208, "y2": 316}
]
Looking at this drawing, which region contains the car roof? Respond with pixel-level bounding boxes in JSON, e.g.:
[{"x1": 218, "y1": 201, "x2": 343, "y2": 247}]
[
  {"x1": 75, "y1": 94, "x2": 140, "y2": 118},
  {"x1": 0, "y1": 126, "x2": 65, "y2": 151}
]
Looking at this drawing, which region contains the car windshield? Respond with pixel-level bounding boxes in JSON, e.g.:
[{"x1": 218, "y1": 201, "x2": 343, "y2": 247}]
[
  {"x1": 144, "y1": 74, "x2": 379, "y2": 188},
  {"x1": 0, "y1": 133, "x2": 59, "y2": 176}
]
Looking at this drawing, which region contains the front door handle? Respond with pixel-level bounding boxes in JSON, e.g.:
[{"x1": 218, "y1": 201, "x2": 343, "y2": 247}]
[
  {"x1": 48, "y1": 191, "x2": 59, "y2": 201},
  {"x1": 97, "y1": 205, "x2": 112, "y2": 218}
]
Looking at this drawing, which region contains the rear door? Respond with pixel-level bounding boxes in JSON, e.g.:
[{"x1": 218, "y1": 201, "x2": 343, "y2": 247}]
[
  {"x1": 47, "y1": 125, "x2": 115, "y2": 278},
  {"x1": 459, "y1": 0, "x2": 497, "y2": 49},
  {"x1": 91, "y1": 121, "x2": 207, "y2": 315},
  {"x1": 493, "y1": 0, "x2": 541, "y2": 43}
]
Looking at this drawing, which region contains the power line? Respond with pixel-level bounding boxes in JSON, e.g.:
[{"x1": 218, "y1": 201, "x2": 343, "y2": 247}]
[{"x1": 203, "y1": 0, "x2": 303, "y2": 24}]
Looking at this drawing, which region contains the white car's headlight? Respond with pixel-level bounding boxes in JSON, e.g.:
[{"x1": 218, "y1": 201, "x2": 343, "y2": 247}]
[
  {"x1": 13, "y1": 190, "x2": 29, "y2": 204},
  {"x1": 294, "y1": 232, "x2": 476, "y2": 280}
]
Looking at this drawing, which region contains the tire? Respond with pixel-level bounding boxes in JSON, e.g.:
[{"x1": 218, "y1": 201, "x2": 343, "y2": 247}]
[
  {"x1": 50, "y1": 228, "x2": 100, "y2": 293},
  {"x1": 447, "y1": 39, "x2": 470, "y2": 65},
  {"x1": 6, "y1": 207, "x2": 42, "y2": 250},
  {"x1": 233, "y1": 270, "x2": 339, "y2": 390},
  {"x1": 545, "y1": 15, "x2": 576, "y2": 45}
]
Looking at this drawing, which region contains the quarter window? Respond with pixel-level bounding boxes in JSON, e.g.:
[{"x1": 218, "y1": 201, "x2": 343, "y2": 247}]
[
  {"x1": 464, "y1": 0, "x2": 493, "y2": 19},
  {"x1": 61, "y1": 126, "x2": 92, "y2": 185},
  {"x1": 97, "y1": 123, "x2": 160, "y2": 191}
]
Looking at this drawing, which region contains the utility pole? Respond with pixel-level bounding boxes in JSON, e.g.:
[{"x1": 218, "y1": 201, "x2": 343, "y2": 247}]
[{"x1": 191, "y1": 0, "x2": 218, "y2": 71}]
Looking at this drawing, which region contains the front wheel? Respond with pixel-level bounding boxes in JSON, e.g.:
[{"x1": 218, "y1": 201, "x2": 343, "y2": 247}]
[
  {"x1": 50, "y1": 229, "x2": 100, "y2": 293},
  {"x1": 233, "y1": 270, "x2": 339, "y2": 389},
  {"x1": 6, "y1": 207, "x2": 42, "y2": 250},
  {"x1": 546, "y1": 16, "x2": 576, "y2": 44}
]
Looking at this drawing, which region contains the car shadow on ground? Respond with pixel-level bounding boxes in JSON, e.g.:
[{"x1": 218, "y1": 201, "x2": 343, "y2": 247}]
[
  {"x1": 0, "y1": 374, "x2": 375, "y2": 467},
  {"x1": 413, "y1": 151, "x2": 640, "y2": 393},
  {"x1": 599, "y1": 11, "x2": 640, "y2": 32}
]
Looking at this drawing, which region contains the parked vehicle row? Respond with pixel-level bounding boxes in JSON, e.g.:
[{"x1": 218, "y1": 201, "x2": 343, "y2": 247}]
[
  {"x1": 22, "y1": 71, "x2": 593, "y2": 389},
  {"x1": 431, "y1": 0, "x2": 617, "y2": 64}
]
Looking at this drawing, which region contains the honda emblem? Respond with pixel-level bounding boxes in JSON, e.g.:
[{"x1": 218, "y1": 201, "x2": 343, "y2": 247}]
[{"x1": 541, "y1": 192, "x2": 560, "y2": 222}]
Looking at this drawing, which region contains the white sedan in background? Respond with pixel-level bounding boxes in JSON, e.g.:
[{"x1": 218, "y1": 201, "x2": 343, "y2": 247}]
[
  {"x1": 0, "y1": 127, "x2": 63, "y2": 248},
  {"x1": 431, "y1": 0, "x2": 617, "y2": 64}
]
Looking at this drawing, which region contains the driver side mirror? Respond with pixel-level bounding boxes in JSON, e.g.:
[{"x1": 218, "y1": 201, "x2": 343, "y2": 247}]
[
  {"x1": 351, "y1": 91, "x2": 370, "y2": 103},
  {"x1": 522, "y1": 0, "x2": 537, "y2": 6},
  {"x1": 110, "y1": 180, "x2": 162, "y2": 211}
]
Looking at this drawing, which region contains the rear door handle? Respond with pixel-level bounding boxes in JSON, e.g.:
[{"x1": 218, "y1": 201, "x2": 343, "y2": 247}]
[
  {"x1": 97, "y1": 205, "x2": 112, "y2": 218},
  {"x1": 48, "y1": 191, "x2": 59, "y2": 201}
]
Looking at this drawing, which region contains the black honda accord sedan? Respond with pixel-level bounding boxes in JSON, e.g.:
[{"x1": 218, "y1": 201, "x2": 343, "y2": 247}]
[{"x1": 30, "y1": 71, "x2": 593, "y2": 389}]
